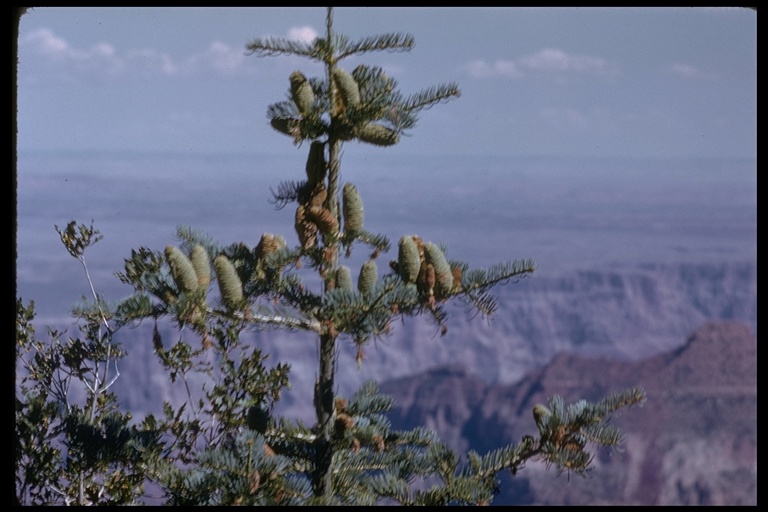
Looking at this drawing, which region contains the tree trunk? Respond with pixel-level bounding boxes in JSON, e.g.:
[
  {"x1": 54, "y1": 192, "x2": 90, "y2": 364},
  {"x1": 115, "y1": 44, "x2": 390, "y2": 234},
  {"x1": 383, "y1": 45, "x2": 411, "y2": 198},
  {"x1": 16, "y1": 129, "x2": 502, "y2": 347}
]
[{"x1": 313, "y1": 332, "x2": 336, "y2": 498}]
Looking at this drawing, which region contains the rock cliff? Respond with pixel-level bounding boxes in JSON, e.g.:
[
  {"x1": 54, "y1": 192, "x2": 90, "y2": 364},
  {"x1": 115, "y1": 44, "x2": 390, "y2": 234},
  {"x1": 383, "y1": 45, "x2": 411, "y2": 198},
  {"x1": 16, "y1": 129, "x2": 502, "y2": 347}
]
[{"x1": 381, "y1": 321, "x2": 757, "y2": 505}]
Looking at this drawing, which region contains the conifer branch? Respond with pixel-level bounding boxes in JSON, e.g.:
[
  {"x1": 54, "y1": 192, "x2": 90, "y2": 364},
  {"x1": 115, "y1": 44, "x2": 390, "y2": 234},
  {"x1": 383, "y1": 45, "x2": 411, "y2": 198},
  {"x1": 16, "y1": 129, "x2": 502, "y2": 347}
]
[
  {"x1": 347, "y1": 381, "x2": 394, "y2": 415},
  {"x1": 269, "y1": 180, "x2": 310, "y2": 210},
  {"x1": 174, "y1": 225, "x2": 222, "y2": 256},
  {"x1": 461, "y1": 289, "x2": 499, "y2": 317},
  {"x1": 209, "y1": 303, "x2": 322, "y2": 333},
  {"x1": 462, "y1": 258, "x2": 536, "y2": 292},
  {"x1": 336, "y1": 33, "x2": 415, "y2": 60},
  {"x1": 249, "y1": 310, "x2": 322, "y2": 334},
  {"x1": 267, "y1": 100, "x2": 300, "y2": 121},
  {"x1": 403, "y1": 83, "x2": 462, "y2": 113},
  {"x1": 245, "y1": 37, "x2": 321, "y2": 60},
  {"x1": 270, "y1": 417, "x2": 318, "y2": 444},
  {"x1": 342, "y1": 229, "x2": 391, "y2": 253}
]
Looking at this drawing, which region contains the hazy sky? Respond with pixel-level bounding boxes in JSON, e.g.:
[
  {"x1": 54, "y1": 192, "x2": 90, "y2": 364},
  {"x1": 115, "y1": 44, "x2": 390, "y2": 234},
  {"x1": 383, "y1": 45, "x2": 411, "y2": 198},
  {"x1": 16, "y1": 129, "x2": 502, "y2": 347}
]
[{"x1": 16, "y1": 7, "x2": 756, "y2": 159}]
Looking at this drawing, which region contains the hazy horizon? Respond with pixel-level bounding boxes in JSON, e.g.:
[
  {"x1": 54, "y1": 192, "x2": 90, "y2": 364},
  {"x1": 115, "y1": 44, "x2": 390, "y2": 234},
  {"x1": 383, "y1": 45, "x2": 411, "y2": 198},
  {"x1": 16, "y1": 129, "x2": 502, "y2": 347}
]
[{"x1": 16, "y1": 150, "x2": 756, "y2": 329}]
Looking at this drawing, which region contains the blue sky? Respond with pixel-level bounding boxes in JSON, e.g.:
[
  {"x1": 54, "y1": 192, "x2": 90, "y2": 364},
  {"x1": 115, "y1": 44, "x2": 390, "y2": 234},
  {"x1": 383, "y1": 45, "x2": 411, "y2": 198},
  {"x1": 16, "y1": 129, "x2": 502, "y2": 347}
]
[{"x1": 16, "y1": 7, "x2": 756, "y2": 159}]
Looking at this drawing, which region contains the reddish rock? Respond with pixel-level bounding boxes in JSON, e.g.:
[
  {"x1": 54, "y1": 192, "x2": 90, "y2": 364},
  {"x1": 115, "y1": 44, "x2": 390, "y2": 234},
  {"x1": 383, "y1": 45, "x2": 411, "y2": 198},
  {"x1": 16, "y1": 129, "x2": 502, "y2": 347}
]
[{"x1": 381, "y1": 321, "x2": 757, "y2": 505}]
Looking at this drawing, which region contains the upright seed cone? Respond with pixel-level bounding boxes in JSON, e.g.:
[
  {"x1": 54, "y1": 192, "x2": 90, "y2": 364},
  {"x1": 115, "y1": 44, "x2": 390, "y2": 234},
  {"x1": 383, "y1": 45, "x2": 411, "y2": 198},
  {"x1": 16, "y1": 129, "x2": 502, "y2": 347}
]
[
  {"x1": 290, "y1": 70, "x2": 314, "y2": 116},
  {"x1": 343, "y1": 183, "x2": 364, "y2": 236},
  {"x1": 358, "y1": 123, "x2": 400, "y2": 147},
  {"x1": 335, "y1": 265, "x2": 353, "y2": 292},
  {"x1": 165, "y1": 245, "x2": 198, "y2": 294},
  {"x1": 214, "y1": 255, "x2": 243, "y2": 308},
  {"x1": 190, "y1": 244, "x2": 210, "y2": 289},
  {"x1": 424, "y1": 242, "x2": 453, "y2": 299},
  {"x1": 333, "y1": 67, "x2": 361, "y2": 109},
  {"x1": 358, "y1": 260, "x2": 378, "y2": 297},
  {"x1": 305, "y1": 141, "x2": 327, "y2": 185},
  {"x1": 398, "y1": 236, "x2": 421, "y2": 284}
]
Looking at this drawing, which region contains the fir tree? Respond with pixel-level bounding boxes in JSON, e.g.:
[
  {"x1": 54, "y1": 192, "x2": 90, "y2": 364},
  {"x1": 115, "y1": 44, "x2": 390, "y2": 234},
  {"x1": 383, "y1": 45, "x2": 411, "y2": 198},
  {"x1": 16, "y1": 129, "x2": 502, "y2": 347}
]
[{"x1": 16, "y1": 8, "x2": 645, "y2": 505}]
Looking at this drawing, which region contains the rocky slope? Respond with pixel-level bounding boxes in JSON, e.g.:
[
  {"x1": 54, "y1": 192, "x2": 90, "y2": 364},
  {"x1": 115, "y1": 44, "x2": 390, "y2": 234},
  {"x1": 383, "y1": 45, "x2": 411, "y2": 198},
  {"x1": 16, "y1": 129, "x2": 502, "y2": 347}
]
[
  {"x1": 107, "y1": 260, "x2": 756, "y2": 424},
  {"x1": 17, "y1": 257, "x2": 756, "y2": 504},
  {"x1": 380, "y1": 321, "x2": 757, "y2": 505}
]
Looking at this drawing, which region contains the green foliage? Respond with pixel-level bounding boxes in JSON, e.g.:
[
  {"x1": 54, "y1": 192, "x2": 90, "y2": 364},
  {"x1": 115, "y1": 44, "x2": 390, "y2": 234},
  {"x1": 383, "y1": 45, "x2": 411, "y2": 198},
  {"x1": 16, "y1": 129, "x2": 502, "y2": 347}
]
[
  {"x1": 16, "y1": 297, "x2": 161, "y2": 504},
  {"x1": 55, "y1": 220, "x2": 103, "y2": 259},
  {"x1": 16, "y1": 7, "x2": 647, "y2": 506}
]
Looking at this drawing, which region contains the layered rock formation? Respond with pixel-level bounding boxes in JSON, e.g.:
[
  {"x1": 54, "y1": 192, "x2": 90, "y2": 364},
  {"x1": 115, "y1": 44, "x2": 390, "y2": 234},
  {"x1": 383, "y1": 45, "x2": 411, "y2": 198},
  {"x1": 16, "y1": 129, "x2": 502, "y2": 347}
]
[{"x1": 381, "y1": 321, "x2": 757, "y2": 505}]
